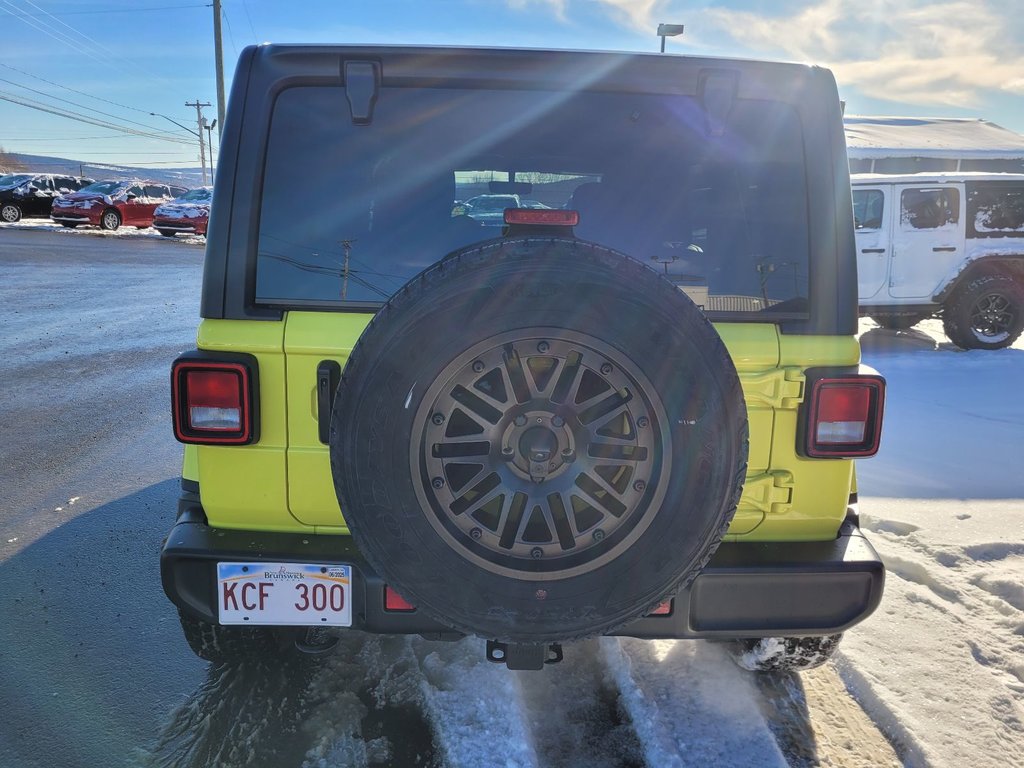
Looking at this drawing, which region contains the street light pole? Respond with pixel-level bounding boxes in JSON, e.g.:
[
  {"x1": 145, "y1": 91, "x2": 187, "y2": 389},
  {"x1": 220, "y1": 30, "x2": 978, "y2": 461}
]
[
  {"x1": 657, "y1": 23, "x2": 685, "y2": 53},
  {"x1": 185, "y1": 100, "x2": 211, "y2": 185},
  {"x1": 151, "y1": 110, "x2": 208, "y2": 185}
]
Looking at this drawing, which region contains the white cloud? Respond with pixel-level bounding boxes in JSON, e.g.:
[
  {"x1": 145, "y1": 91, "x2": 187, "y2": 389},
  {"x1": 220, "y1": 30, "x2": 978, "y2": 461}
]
[
  {"x1": 705, "y1": 0, "x2": 1024, "y2": 108},
  {"x1": 509, "y1": 0, "x2": 668, "y2": 31}
]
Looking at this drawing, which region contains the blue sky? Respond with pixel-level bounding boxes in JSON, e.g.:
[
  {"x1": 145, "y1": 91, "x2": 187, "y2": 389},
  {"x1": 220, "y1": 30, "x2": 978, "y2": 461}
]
[{"x1": 2, "y1": 0, "x2": 1023, "y2": 169}]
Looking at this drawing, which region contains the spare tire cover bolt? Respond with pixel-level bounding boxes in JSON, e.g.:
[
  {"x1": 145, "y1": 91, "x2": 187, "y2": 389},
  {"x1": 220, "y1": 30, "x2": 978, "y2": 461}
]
[
  {"x1": 530, "y1": 547, "x2": 544, "y2": 559},
  {"x1": 514, "y1": 415, "x2": 527, "y2": 426},
  {"x1": 537, "y1": 341, "x2": 550, "y2": 353},
  {"x1": 637, "y1": 416, "x2": 649, "y2": 428},
  {"x1": 431, "y1": 412, "x2": 445, "y2": 425},
  {"x1": 472, "y1": 359, "x2": 485, "y2": 372},
  {"x1": 600, "y1": 363, "x2": 613, "y2": 375},
  {"x1": 592, "y1": 529, "x2": 606, "y2": 542},
  {"x1": 470, "y1": 527, "x2": 482, "y2": 540},
  {"x1": 431, "y1": 477, "x2": 445, "y2": 489},
  {"x1": 551, "y1": 415, "x2": 565, "y2": 427},
  {"x1": 634, "y1": 480, "x2": 646, "y2": 492}
]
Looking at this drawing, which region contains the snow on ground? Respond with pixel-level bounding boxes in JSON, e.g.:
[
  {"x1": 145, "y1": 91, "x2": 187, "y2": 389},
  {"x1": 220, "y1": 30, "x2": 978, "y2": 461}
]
[
  {"x1": 1, "y1": 219, "x2": 205, "y2": 246},
  {"x1": 842, "y1": 318, "x2": 1024, "y2": 767}
]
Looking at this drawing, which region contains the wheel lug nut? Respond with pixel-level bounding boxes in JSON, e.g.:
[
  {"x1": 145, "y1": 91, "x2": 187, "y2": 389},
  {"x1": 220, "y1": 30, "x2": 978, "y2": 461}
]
[
  {"x1": 472, "y1": 359, "x2": 485, "y2": 373},
  {"x1": 431, "y1": 412, "x2": 445, "y2": 425},
  {"x1": 431, "y1": 477, "x2": 445, "y2": 489},
  {"x1": 633, "y1": 480, "x2": 646, "y2": 492},
  {"x1": 552, "y1": 415, "x2": 565, "y2": 427},
  {"x1": 514, "y1": 415, "x2": 527, "y2": 426},
  {"x1": 561, "y1": 448, "x2": 575, "y2": 462},
  {"x1": 502, "y1": 445, "x2": 514, "y2": 457},
  {"x1": 470, "y1": 527, "x2": 482, "y2": 540},
  {"x1": 530, "y1": 547, "x2": 544, "y2": 559},
  {"x1": 637, "y1": 416, "x2": 649, "y2": 428},
  {"x1": 592, "y1": 529, "x2": 606, "y2": 542},
  {"x1": 600, "y1": 363, "x2": 613, "y2": 375},
  {"x1": 537, "y1": 341, "x2": 550, "y2": 353}
]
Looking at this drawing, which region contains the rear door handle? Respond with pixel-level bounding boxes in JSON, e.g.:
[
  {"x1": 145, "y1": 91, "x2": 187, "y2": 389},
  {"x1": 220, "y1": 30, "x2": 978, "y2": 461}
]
[
  {"x1": 861, "y1": 248, "x2": 885, "y2": 254},
  {"x1": 316, "y1": 360, "x2": 341, "y2": 444},
  {"x1": 932, "y1": 246, "x2": 957, "y2": 252}
]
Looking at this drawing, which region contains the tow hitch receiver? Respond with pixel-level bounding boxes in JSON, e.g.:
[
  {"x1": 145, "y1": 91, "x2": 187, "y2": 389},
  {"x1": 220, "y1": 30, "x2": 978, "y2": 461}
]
[{"x1": 486, "y1": 640, "x2": 564, "y2": 670}]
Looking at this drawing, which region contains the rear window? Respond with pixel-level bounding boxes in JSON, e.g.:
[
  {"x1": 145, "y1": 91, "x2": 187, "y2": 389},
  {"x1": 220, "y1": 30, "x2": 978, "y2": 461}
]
[
  {"x1": 968, "y1": 184, "x2": 1024, "y2": 236},
  {"x1": 255, "y1": 85, "x2": 810, "y2": 316}
]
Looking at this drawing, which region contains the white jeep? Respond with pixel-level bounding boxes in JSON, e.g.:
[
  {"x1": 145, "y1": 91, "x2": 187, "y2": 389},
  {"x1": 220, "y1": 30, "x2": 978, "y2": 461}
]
[{"x1": 853, "y1": 172, "x2": 1024, "y2": 349}]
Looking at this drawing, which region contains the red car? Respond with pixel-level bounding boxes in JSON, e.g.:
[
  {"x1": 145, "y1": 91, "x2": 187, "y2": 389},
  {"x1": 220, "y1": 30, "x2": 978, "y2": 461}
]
[
  {"x1": 152, "y1": 186, "x2": 212, "y2": 237},
  {"x1": 51, "y1": 179, "x2": 188, "y2": 231}
]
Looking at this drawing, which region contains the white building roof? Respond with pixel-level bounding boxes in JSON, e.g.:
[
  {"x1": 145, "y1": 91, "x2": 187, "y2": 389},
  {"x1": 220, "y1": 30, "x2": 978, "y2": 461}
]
[{"x1": 844, "y1": 116, "x2": 1024, "y2": 160}]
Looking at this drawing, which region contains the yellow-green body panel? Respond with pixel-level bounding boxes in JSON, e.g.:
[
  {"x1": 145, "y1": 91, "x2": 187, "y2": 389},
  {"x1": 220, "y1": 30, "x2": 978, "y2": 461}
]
[{"x1": 189, "y1": 315, "x2": 861, "y2": 542}]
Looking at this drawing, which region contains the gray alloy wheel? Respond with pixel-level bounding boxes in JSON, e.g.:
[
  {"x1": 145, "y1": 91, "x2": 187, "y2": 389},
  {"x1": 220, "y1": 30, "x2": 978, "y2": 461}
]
[
  {"x1": 100, "y1": 209, "x2": 121, "y2": 231},
  {"x1": 1, "y1": 203, "x2": 22, "y2": 223},
  {"x1": 942, "y1": 273, "x2": 1024, "y2": 350}
]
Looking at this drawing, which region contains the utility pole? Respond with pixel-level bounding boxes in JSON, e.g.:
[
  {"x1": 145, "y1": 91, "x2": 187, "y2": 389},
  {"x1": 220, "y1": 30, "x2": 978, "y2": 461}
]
[
  {"x1": 212, "y1": 0, "x2": 226, "y2": 138},
  {"x1": 186, "y1": 100, "x2": 211, "y2": 185}
]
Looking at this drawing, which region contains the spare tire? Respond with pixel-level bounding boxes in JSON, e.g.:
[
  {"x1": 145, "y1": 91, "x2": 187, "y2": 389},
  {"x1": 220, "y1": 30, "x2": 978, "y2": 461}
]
[{"x1": 330, "y1": 237, "x2": 748, "y2": 642}]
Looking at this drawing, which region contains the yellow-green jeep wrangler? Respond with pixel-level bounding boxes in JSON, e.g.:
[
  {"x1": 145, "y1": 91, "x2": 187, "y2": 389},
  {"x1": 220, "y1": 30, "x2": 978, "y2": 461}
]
[{"x1": 162, "y1": 44, "x2": 886, "y2": 672}]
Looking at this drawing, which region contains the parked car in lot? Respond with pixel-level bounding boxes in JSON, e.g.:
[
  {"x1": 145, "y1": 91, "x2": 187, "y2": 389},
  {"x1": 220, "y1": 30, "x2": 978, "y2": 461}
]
[
  {"x1": 463, "y1": 193, "x2": 522, "y2": 225},
  {"x1": 162, "y1": 44, "x2": 887, "y2": 675},
  {"x1": 153, "y1": 186, "x2": 212, "y2": 237},
  {"x1": 854, "y1": 172, "x2": 1024, "y2": 349},
  {"x1": 0, "y1": 173, "x2": 94, "y2": 223},
  {"x1": 51, "y1": 179, "x2": 188, "y2": 231}
]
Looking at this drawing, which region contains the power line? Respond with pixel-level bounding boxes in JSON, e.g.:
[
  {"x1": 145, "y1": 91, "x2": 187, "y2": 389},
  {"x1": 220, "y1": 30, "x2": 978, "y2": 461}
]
[
  {"x1": 0, "y1": 90, "x2": 196, "y2": 145},
  {"x1": 0, "y1": 61, "x2": 174, "y2": 119},
  {"x1": 16, "y1": 4, "x2": 210, "y2": 16},
  {"x1": 0, "y1": 75, "x2": 187, "y2": 139},
  {"x1": 0, "y1": 1, "x2": 116, "y2": 71},
  {"x1": 240, "y1": 0, "x2": 258, "y2": 42}
]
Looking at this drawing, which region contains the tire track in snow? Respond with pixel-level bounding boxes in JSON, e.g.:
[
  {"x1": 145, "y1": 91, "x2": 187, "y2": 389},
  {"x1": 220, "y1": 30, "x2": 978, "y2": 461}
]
[{"x1": 602, "y1": 637, "x2": 787, "y2": 767}]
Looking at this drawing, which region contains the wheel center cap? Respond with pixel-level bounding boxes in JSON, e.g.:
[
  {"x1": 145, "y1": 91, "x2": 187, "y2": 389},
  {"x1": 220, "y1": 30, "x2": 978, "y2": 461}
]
[{"x1": 518, "y1": 426, "x2": 559, "y2": 464}]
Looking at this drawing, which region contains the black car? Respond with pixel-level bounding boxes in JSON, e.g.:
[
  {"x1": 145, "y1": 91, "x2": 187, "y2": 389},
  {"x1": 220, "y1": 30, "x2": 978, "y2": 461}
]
[{"x1": 0, "y1": 173, "x2": 94, "y2": 224}]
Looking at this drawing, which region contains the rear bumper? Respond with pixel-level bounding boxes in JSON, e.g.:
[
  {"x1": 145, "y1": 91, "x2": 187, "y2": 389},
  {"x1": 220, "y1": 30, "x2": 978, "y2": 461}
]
[{"x1": 161, "y1": 493, "x2": 885, "y2": 640}]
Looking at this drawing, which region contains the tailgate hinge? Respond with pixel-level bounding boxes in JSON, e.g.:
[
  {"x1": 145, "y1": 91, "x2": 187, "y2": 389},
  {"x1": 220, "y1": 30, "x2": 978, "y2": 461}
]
[
  {"x1": 741, "y1": 367, "x2": 805, "y2": 409},
  {"x1": 739, "y1": 470, "x2": 794, "y2": 516}
]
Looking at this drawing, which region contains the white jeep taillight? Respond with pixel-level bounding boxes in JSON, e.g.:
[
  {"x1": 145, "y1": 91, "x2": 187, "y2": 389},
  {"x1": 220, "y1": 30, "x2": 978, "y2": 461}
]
[
  {"x1": 172, "y1": 358, "x2": 257, "y2": 445},
  {"x1": 805, "y1": 375, "x2": 885, "y2": 458}
]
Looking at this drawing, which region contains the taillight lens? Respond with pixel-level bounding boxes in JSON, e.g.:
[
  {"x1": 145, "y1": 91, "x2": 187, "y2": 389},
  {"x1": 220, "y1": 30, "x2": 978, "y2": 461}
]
[
  {"x1": 384, "y1": 586, "x2": 415, "y2": 612},
  {"x1": 649, "y1": 600, "x2": 673, "y2": 616},
  {"x1": 504, "y1": 208, "x2": 580, "y2": 226},
  {"x1": 172, "y1": 360, "x2": 255, "y2": 444},
  {"x1": 805, "y1": 376, "x2": 885, "y2": 458}
]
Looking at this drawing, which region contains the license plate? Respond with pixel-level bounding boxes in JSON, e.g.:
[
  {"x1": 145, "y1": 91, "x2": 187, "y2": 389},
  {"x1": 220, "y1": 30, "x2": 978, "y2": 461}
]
[{"x1": 217, "y1": 562, "x2": 352, "y2": 626}]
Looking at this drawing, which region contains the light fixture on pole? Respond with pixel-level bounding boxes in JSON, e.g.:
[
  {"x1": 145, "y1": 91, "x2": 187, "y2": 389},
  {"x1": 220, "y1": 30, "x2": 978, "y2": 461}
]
[
  {"x1": 657, "y1": 23, "x2": 685, "y2": 53},
  {"x1": 150, "y1": 111, "x2": 208, "y2": 184}
]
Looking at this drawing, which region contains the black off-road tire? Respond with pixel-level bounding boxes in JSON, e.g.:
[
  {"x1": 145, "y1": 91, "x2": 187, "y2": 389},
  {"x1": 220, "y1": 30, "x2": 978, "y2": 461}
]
[
  {"x1": 1, "y1": 202, "x2": 22, "y2": 223},
  {"x1": 330, "y1": 237, "x2": 748, "y2": 643},
  {"x1": 177, "y1": 609, "x2": 285, "y2": 664},
  {"x1": 871, "y1": 313, "x2": 929, "y2": 331},
  {"x1": 729, "y1": 634, "x2": 843, "y2": 673},
  {"x1": 99, "y1": 208, "x2": 121, "y2": 231},
  {"x1": 942, "y1": 273, "x2": 1024, "y2": 350}
]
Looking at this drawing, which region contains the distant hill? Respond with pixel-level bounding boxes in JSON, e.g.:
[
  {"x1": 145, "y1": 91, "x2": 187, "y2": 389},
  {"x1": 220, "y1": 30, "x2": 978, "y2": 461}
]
[{"x1": 6, "y1": 152, "x2": 208, "y2": 186}]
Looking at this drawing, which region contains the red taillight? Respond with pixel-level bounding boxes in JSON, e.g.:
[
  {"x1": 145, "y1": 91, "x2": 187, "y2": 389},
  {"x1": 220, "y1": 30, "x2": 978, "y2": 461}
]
[
  {"x1": 504, "y1": 208, "x2": 579, "y2": 227},
  {"x1": 805, "y1": 376, "x2": 885, "y2": 458},
  {"x1": 384, "y1": 586, "x2": 415, "y2": 612},
  {"x1": 649, "y1": 600, "x2": 673, "y2": 616},
  {"x1": 172, "y1": 359, "x2": 255, "y2": 445}
]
